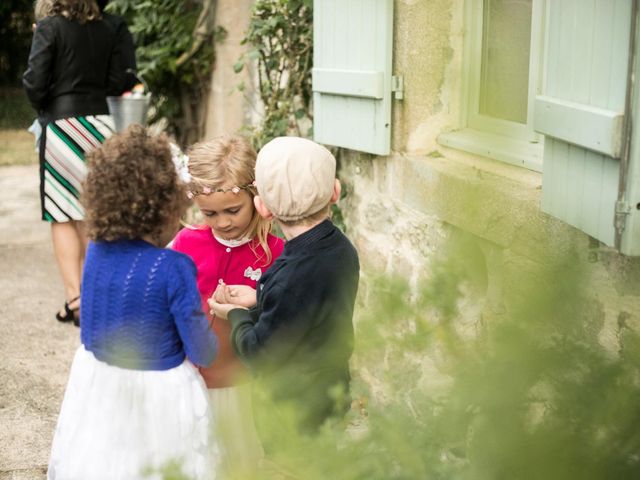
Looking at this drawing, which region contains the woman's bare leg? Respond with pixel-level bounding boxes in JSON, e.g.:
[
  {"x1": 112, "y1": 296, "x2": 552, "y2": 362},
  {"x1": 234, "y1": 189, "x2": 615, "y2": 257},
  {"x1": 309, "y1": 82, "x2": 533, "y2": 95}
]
[
  {"x1": 74, "y1": 220, "x2": 88, "y2": 268},
  {"x1": 51, "y1": 220, "x2": 84, "y2": 311}
]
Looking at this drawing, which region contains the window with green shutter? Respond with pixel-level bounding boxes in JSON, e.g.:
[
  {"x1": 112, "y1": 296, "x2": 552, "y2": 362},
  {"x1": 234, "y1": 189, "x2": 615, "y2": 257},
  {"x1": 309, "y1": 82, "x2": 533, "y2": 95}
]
[
  {"x1": 312, "y1": 0, "x2": 640, "y2": 255},
  {"x1": 438, "y1": 0, "x2": 546, "y2": 171}
]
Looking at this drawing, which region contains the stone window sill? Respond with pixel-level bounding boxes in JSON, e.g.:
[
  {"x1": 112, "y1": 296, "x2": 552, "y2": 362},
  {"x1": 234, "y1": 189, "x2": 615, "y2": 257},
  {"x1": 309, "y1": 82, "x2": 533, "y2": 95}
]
[{"x1": 437, "y1": 128, "x2": 543, "y2": 173}]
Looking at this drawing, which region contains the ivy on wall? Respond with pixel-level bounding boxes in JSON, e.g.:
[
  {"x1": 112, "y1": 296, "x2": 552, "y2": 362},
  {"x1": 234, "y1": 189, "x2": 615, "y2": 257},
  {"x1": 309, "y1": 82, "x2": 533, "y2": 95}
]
[
  {"x1": 233, "y1": 0, "x2": 352, "y2": 231},
  {"x1": 234, "y1": 0, "x2": 313, "y2": 150}
]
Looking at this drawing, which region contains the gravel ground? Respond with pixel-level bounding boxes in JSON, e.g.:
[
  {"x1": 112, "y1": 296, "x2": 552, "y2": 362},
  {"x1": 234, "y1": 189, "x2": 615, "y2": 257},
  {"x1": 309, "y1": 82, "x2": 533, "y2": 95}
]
[{"x1": 0, "y1": 164, "x2": 79, "y2": 479}]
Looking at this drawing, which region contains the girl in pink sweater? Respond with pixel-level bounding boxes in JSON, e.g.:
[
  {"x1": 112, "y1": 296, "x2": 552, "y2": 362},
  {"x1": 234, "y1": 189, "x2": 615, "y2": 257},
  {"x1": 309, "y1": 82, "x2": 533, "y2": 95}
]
[{"x1": 172, "y1": 135, "x2": 284, "y2": 477}]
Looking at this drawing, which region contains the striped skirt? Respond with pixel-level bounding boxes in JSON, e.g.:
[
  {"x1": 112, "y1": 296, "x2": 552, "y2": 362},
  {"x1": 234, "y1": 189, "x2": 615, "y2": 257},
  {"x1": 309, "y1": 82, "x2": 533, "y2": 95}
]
[{"x1": 40, "y1": 115, "x2": 115, "y2": 223}]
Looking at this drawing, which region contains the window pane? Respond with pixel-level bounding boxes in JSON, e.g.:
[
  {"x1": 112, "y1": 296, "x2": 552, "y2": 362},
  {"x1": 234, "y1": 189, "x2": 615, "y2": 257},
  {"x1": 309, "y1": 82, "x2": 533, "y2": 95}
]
[{"x1": 479, "y1": 0, "x2": 532, "y2": 124}]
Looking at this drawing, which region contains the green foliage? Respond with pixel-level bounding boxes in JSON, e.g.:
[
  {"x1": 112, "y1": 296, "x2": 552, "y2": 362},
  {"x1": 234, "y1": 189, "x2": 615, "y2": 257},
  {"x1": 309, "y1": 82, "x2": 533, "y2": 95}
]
[
  {"x1": 228, "y1": 237, "x2": 640, "y2": 479},
  {"x1": 236, "y1": 1, "x2": 352, "y2": 231},
  {"x1": 107, "y1": 0, "x2": 216, "y2": 146},
  {"x1": 237, "y1": 0, "x2": 313, "y2": 149},
  {"x1": 0, "y1": 88, "x2": 34, "y2": 129},
  {"x1": 0, "y1": 0, "x2": 33, "y2": 87},
  {"x1": 330, "y1": 176, "x2": 349, "y2": 233},
  {"x1": 142, "y1": 459, "x2": 192, "y2": 480}
]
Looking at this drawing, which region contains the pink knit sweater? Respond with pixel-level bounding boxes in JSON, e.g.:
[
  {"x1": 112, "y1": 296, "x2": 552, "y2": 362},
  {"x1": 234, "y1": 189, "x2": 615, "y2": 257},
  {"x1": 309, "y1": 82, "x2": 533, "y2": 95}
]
[{"x1": 172, "y1": 226, "x2": 284, "y2": 388}]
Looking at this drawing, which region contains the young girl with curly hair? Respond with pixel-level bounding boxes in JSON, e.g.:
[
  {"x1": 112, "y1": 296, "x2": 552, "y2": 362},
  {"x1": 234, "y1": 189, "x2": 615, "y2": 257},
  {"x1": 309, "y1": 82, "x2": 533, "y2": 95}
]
[
  {"x1": 47, "y1": 125, "x2": 218, "y2": 480},
  {"x1": 172, "y1": 135, "x2": 284, "y2": 477}
]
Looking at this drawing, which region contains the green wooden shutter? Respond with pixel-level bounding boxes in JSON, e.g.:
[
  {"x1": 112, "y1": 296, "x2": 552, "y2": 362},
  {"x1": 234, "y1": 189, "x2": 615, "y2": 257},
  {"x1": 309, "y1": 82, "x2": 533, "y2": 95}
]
[
  {"x1": 622, "y1": 10, "x2": 640, "y2": 256},
  {"x1": 535, "y1": 0, "x2": 632, "y2": 248},
  {"x1": 313, "y1": 0, "x2": 394, "y2": 155}
]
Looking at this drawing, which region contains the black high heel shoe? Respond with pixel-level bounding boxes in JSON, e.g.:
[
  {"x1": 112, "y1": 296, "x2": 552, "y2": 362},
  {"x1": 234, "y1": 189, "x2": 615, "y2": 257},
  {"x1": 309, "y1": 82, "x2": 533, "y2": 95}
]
[{"x1": 56, "y1": 295, "x2": 80, "y2": 326}]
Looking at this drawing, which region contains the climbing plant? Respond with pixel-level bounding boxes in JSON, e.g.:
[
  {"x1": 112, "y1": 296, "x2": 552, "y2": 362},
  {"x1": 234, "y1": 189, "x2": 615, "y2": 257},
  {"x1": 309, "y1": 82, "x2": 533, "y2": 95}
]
[
  {"x1": 107, "y1": 0, "x2": 222, "y2": 147},
  {"x1": 234, "y1": 0, "x2": 313, "y2": 150},
  {"x1": 235, "y1": 0, "x2": 349, "y2": 232}
]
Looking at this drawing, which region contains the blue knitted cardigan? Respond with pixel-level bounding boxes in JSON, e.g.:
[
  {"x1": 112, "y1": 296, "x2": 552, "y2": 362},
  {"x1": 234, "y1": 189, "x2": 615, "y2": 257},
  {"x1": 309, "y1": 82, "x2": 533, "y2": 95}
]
[{"x1": 80, "y1": 239, "x2": 217, "y2": 371}]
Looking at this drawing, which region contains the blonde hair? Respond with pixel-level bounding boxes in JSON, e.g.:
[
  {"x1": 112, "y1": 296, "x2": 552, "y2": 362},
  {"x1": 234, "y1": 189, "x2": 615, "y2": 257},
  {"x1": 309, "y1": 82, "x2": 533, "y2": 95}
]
[
  {"x1": 187, "y1": 135, "x2": 275, "y2": 265},
  {"x1": 35, "y1": 0, "x2": 100, "y2": 23}
]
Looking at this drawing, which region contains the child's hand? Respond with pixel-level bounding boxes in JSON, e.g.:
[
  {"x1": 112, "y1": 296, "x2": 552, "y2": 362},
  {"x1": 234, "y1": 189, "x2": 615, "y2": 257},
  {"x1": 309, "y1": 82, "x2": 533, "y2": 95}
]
[
  {"x1": 212, "y1": 284, "x2": 257, "y2": 308},
  {"x1": 207, "y1": 297, "x2": 245, "y2": 320},
  {"x1": 226, "y1": 285, "x2": 257, "y2": 308},
  {"x1": 212, "y1": 283, "x2": 229, "y2": 303}
]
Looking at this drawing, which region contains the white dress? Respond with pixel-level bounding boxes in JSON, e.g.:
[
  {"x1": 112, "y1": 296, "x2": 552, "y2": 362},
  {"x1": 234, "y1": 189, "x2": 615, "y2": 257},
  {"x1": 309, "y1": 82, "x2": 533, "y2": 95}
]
[
  {"x1": 208, "y1": 383, "x2": 264, "y2": 477},
  {"x1": 48, "y1": 346, "x2": 218, "y2": 480}
]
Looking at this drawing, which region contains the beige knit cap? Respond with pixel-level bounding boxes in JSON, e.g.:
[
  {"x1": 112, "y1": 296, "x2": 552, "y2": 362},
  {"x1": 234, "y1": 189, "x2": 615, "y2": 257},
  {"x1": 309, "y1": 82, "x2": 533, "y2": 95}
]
[{"x1": 255, "y1": 136, "x2": 336, "y2": 222}]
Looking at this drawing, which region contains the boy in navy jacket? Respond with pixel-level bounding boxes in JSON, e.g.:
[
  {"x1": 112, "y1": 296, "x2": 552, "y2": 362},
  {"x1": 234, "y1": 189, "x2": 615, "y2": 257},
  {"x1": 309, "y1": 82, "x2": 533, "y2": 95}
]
[{"x1": 209, "y1": 137, "x2": 360, "y2": 435}]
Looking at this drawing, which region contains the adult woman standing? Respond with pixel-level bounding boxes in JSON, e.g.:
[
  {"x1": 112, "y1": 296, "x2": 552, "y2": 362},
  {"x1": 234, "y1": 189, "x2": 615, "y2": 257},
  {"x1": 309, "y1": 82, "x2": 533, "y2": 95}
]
[{"x1": 23, "y1": 0, "x2": 124, "y2": 325}]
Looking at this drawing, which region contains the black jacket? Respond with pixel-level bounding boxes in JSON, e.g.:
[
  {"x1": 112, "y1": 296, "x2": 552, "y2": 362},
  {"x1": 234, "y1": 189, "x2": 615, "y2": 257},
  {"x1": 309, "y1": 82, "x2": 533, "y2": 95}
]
[
  {"x1": 23, "y1": 15, "x2": 124, "y2": 121},
  {"x1": 229, "y1": 220, "x2": 360, "y2": 431},
  {"x1": 102, "y1": 12, "x2": 138, "y2": 91}
]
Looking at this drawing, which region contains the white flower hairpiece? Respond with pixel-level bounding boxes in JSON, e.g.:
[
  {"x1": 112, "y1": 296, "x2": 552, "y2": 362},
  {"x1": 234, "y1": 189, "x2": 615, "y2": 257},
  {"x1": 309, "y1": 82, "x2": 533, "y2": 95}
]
[{"x1": 170, "y1": 143, "x2": 191, "y2": 184}]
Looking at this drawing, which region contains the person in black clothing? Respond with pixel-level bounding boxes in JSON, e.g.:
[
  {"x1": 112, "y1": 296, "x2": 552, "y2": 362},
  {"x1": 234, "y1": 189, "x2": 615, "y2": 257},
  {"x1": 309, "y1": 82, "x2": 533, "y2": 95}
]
[
  {"x1": 97, "y1": 0, "x2": 138, "y2": 91},
  {"x1": 23, "y1": 0, "x2": 125, "y2": 326},
  {"x1": 209, "y1": 137, "x2": 360, "y2": 438}
]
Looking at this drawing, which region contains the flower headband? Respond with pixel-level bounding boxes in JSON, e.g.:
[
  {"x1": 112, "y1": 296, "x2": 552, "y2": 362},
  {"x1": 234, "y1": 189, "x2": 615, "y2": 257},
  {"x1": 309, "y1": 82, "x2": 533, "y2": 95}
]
[
  {"x1": 186, "y1": 182, "x2": 256, "y2": 199},
  {"x1": 169, "y1": 143, "x2": 257, "y2": 199}
]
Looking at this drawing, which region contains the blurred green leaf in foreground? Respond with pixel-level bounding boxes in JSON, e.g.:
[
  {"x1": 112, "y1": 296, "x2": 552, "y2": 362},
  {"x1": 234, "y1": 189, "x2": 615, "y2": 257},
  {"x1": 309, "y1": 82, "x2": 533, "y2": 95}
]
[{"x1": 225, "y1": 234, "x2": 640, "y2": 480}]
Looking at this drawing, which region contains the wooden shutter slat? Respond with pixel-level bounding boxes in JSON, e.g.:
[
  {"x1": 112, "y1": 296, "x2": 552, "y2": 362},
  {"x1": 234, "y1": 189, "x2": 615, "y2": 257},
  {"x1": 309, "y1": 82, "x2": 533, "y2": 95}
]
[{"x1": 534, "y1": 95, "x2": 624, "y2": 157}]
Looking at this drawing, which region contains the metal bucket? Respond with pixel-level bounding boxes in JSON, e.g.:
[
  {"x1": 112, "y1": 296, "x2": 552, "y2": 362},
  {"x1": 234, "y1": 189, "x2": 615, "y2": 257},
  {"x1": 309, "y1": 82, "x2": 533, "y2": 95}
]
[{"x1": 106, "y1": 94, "x2": 150, "y2": 132}]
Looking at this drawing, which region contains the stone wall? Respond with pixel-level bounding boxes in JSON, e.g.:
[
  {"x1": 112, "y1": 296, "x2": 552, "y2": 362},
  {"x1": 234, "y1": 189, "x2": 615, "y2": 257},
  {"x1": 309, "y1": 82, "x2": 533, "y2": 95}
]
[{"x1": 337, "y1": 0, "x2": 640, "y2": 365}]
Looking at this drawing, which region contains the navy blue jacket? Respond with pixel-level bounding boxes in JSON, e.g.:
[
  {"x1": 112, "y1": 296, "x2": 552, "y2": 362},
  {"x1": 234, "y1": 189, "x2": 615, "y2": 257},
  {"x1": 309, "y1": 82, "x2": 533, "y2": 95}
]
[{"x1": 230, "y1": 220, "x2": 359, "y2": 430}]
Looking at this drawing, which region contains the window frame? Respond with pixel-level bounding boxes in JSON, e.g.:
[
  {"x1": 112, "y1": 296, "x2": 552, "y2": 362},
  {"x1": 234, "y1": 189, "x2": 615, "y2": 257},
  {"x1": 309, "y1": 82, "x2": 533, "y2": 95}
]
[{"x1": 438, "y1": 0, "x2": 547, "y2": 172}]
